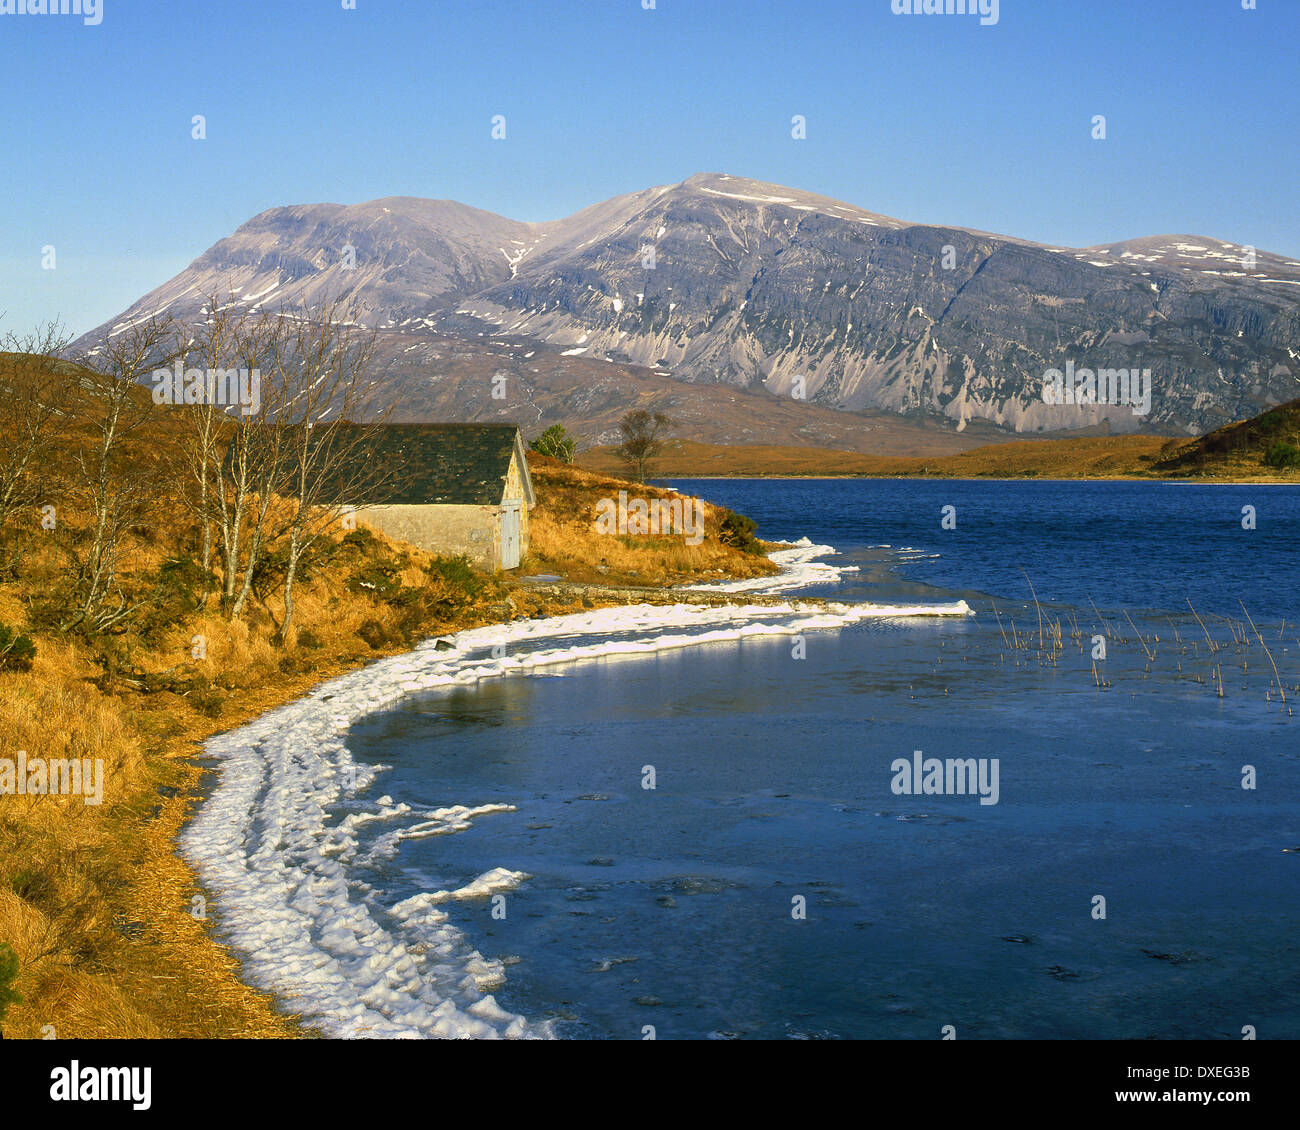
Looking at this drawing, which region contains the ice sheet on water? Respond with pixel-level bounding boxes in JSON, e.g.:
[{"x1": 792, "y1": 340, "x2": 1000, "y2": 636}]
[
  {"x1": 182, "y1": 593, "x2": 970, "y2": 1039},
  {"x1": 687, "y1": 538, "x2": 868, "y2": 594}
]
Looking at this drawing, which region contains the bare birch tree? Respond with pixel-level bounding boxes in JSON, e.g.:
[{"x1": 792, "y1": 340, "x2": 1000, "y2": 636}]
[
  {"x1": 172, "y1": 291, "x2": 243, "y2": 580},
  {"x1": 62, "y1": 316, "x2": 176, "y2": 632},
  {"x1": 0, "y1": 322, "x2": 73, "y2": 566},
  {"x1": 617, "y1": 409, "x2": 673, "y2": 483},
  {"x1": 269, "y1": 299, "x2": 392, "y2": 643},
  {"x1": 194, "y1": 299, "x2": 290, "y2": 612},
  {"x1": 227, "y1": 312, "x2": 293, "y2": 619}
]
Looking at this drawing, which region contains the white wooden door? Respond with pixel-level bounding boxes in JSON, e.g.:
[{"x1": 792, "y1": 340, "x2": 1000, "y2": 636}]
[{"x1": 500, "y1": 504, "x2": 521, "y2": 570}]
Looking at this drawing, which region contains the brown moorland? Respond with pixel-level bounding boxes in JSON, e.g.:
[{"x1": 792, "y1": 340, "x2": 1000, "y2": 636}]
[
  {"x1": 0, "y1": 351, "x2": 771, "y2": 1039},
  {"x1": 577, "y1": 399, "x2": 1300, "y2": 482}
]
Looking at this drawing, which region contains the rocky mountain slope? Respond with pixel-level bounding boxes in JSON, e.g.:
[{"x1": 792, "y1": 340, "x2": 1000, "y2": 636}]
[{"x1": 76, "y1": 173, "x2": 1300, "y2": 439}]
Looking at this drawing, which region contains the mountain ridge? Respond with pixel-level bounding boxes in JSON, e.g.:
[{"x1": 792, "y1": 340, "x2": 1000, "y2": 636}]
[{"x1": 75, "y1": 172, "x2": 1300, "y2": 441}]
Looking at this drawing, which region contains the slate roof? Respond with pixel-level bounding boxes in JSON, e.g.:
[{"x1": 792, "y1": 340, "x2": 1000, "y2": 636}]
[
  {"x1": 225, "y1": 422, "x2": 535, "y2": 507},
  {"x1": 332, "y1": 423, "x2": 533, "y2": 507}
]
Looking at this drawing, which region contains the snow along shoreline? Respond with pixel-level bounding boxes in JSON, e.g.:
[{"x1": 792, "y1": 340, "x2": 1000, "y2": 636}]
[
  {"x1": 687, "y1": 536, "x2": 862, "y2": 593},
  {"x1": 180, "y1": 544, "x2": 972, "y2": 1039}
]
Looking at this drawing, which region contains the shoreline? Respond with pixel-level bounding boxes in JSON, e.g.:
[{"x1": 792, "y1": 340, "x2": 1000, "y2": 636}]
[
  {"x1": 178, "y1": 543, "x2": 972, "y2": 1038},
  {"x1": 0, "y1": 447, "x2": 786, "y2": 1038}
]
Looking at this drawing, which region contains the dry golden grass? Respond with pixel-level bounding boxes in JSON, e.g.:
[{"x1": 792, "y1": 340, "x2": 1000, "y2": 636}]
[
  {"x1": 0, "y1": 516, "x2": 532, "y2": 1038},
  {"x1": 0, "y1": 528, "x2": 431, "y2": 1037},
  {"x1": 524, "y1": 454, "x2": 777, "y2": 587},
  {"x1": 578, "y1": 435, "x2": 1174, "y2": 479}
]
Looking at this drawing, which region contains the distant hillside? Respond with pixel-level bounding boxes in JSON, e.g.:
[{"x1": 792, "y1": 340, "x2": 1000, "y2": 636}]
[
  {"x1": 1152, "y1": 397, "x2": 1300, "y2": 477},
  {"x1": 579, "y1": 400, "x2": 1300, "y2": 481},
  {"x1": 579, "y1": 435, "x2": 1171, "y2": 480},
  {"x1": 361, "y1": 328, "x2": 1014, "y2": 456}
]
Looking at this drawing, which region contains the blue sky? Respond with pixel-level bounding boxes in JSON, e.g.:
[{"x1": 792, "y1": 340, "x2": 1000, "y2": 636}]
[{"x1": 2, "y1": 0, "x2": 1297, "y2": 338}]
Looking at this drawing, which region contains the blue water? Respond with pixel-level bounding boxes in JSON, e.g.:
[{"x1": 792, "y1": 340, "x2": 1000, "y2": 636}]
[
  {"x1": 665, "y1": 478, "x2": 1300, "y2": 623},
  {"x1": 342, "y1": 479, "x2": 1300, "y2": 1039}
]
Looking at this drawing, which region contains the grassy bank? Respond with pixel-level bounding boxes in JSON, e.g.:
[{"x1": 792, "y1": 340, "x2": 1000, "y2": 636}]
[{"x1": 524, "y1": 454, "x2": 777, "y2": 586}]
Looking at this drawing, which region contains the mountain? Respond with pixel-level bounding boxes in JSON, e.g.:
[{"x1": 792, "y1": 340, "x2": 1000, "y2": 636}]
[{"x1": 75, "y1": 173, "x2": 1300, "y2": 440}]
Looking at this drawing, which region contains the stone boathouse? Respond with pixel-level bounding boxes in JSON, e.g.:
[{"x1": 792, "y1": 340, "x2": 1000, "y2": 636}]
[{"x1": 343, "y1": 423, "x2": 535, "y2": 571}]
